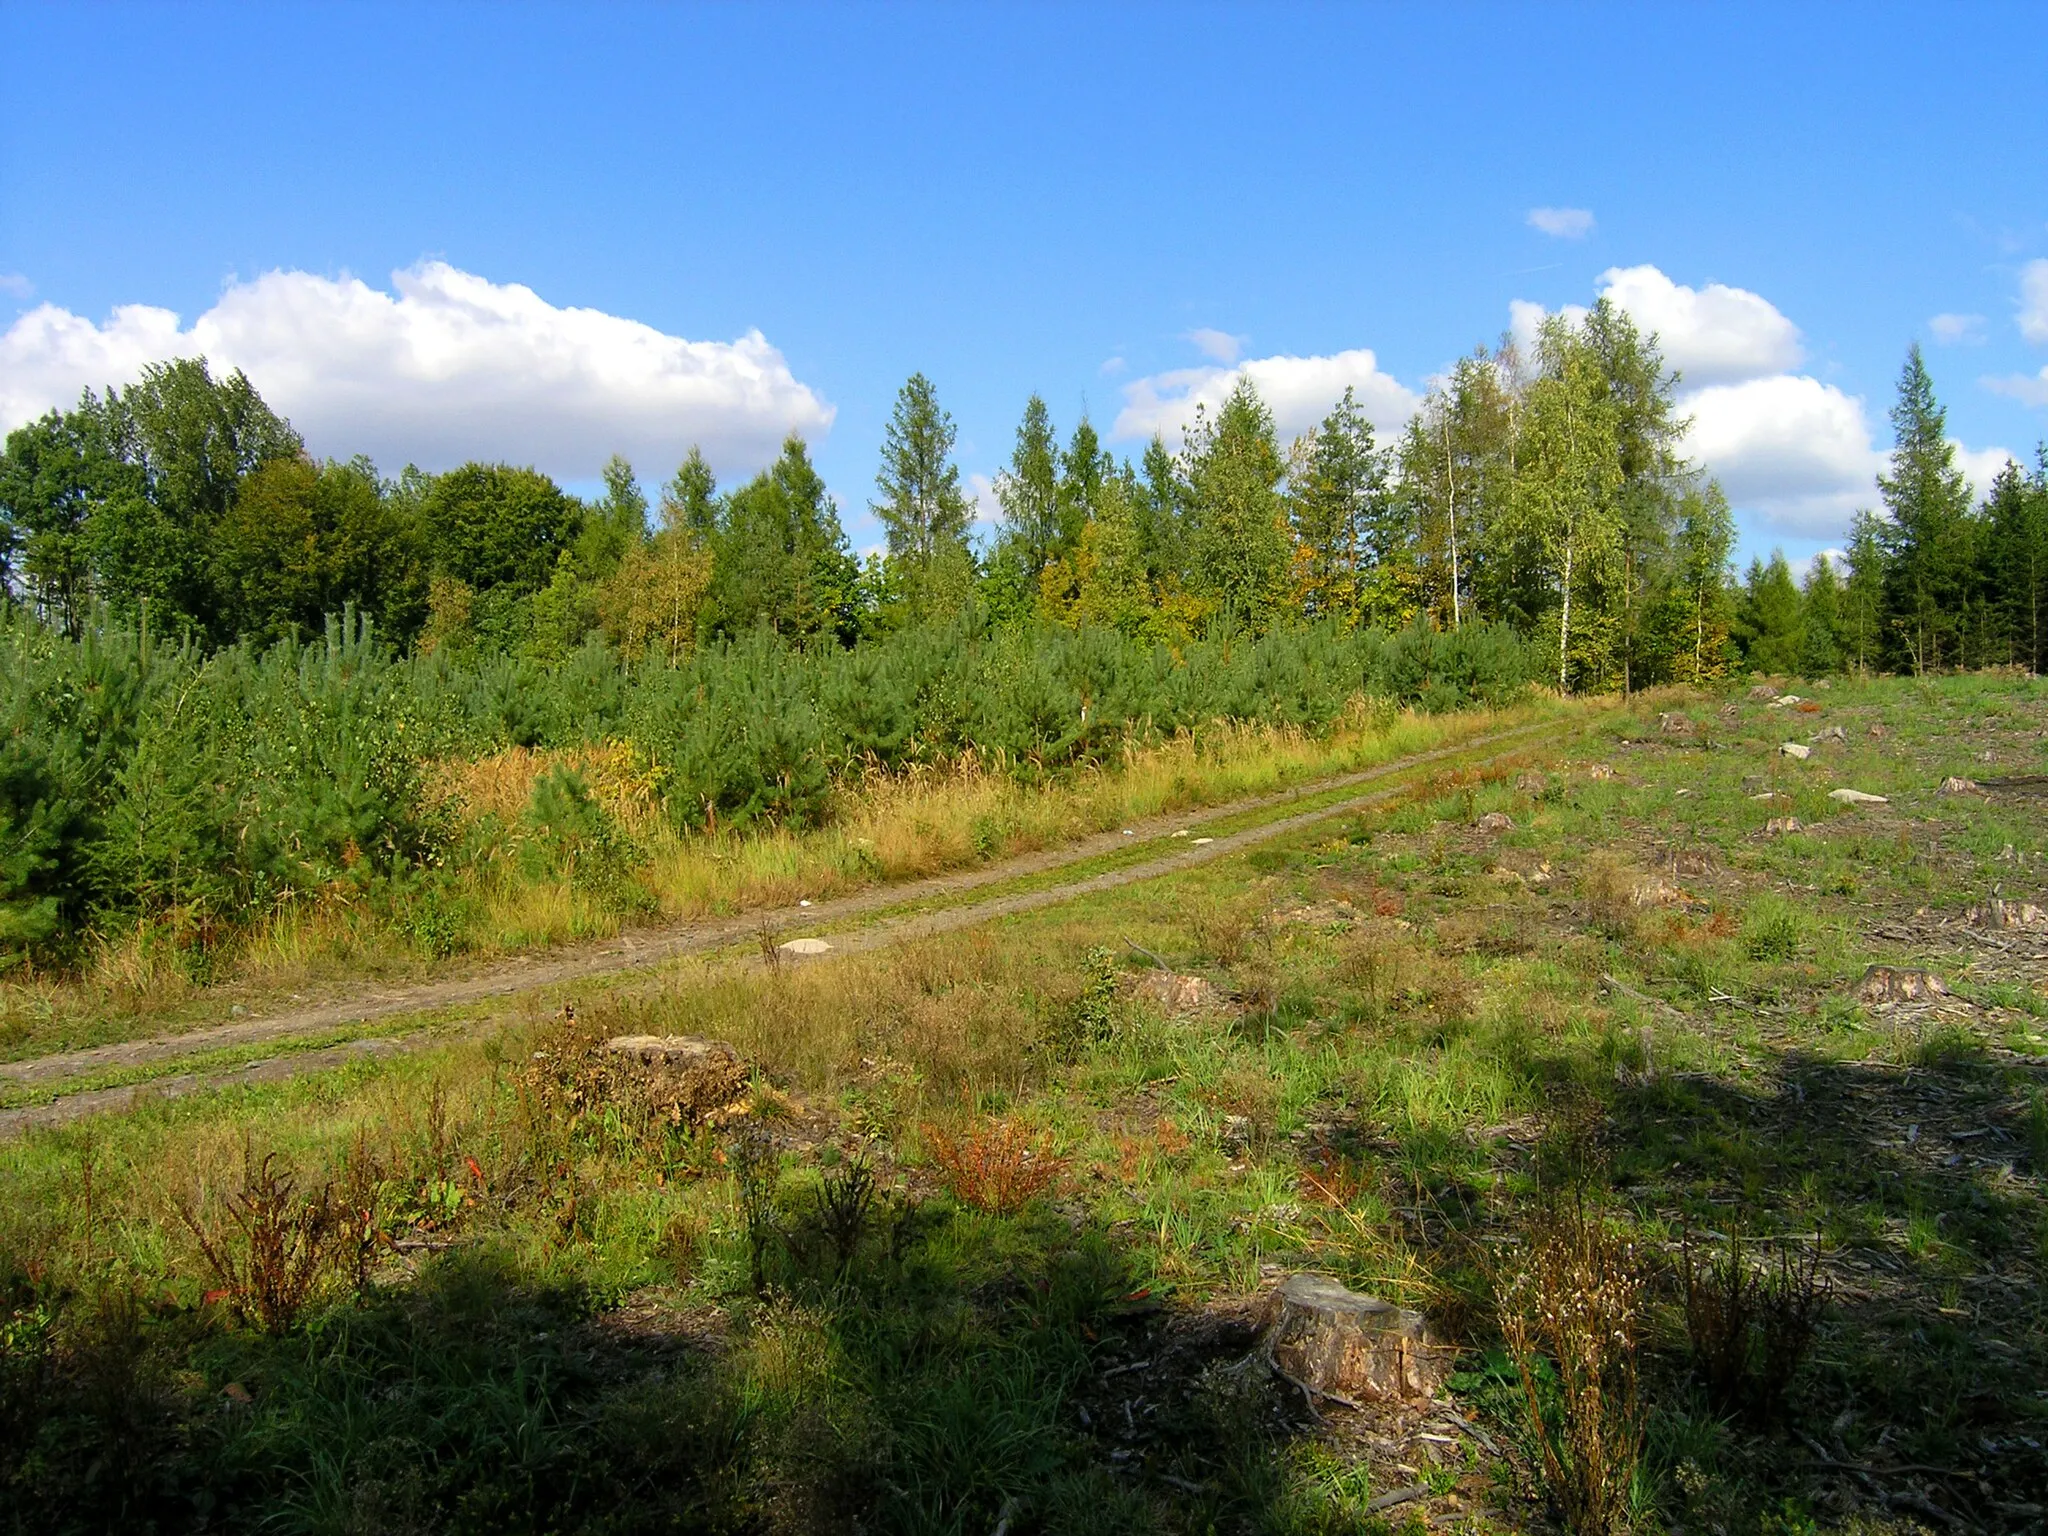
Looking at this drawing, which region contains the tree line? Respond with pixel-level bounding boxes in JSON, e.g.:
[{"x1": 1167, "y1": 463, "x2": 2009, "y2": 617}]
[{"x1": 2, "y1": 319, "x2": 2043, "y2": 685}]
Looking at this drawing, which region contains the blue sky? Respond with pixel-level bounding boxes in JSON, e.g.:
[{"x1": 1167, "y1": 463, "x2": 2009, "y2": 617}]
[{"x1": 4, "y1": 1, "x2": 2046, "y2": 569}]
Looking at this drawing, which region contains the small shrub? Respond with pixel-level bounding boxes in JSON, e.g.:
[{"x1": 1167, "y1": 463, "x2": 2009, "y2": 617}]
[
  {"x1": 1741, "y1": 897, "x2": 1806, "y2": 962},
  {"x1": 1497, "y1": 1192, "x2": 1647, "y2": 1536},
  {"x1": 177, "y1": 1139, "x2": 342, "y2": 1334},
  {"x1": 1192, "y1": 894, "x2": 1267, "y2": 968},
  {"x1": 921, "y1": 1119, "x2": 1064, "y2": 1214},
  {"x1": 1679, "y1": 1230, "x2": 1829, "y2": 1423},
  {"x1": 728, "y1": 1122, "x2": 782, "y2": 1294},
  {"x1": 807, "y1": 1145, "x2": 880, "y2": 1276}
]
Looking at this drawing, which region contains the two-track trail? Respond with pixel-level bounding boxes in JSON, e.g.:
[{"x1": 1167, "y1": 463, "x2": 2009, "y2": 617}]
[{"x1": 1, "y1": 715, "x2": 1586, "y2": 1135}]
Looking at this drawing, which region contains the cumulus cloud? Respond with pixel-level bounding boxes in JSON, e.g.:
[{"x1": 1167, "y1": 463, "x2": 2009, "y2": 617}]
[
  {"x1": 1986, "y1": 367, "x2": 2048, "y2": 408},
  {"x1": 1803, "y1": 548, "x2": 1848, "y2": 580},
  {"x1": 1675, "y1": 375, "x2": 2012, "y2": 536},
  {"x1": 1953, "y1": 442, "x2": 2023, "y2": 497},
  {"x1": 1111, "y1": 349, "x2": 1420, "y2": 449},
  {"x1": 2020, "y1": 258, "x2": 2048, "y2": 344},
  {"x1": 1682, "y1": 375, "x2": 1886, "y2": 536},
  {"x1": 1185, "y1": 328, "x2": 1244, "y2": 364},
  {"x1": 1929, "y1": 312, "x2": 1986, "y2": 345},
  {"x1": 966, "y1": 471, "x2": 1002, "y2": 526},
  {"x1": 0, "y1": 261, "x2": 835, "y2": 482},
  {"x1": 1508, "y1": 265, "x2": 2014, "y2": 538},
  {"x1": 1527, "y1": 207, "x2": 1595, "y2": 240},
  {"x1": 1595, "y1": 265, "x2": 1803, "y2": 386}
]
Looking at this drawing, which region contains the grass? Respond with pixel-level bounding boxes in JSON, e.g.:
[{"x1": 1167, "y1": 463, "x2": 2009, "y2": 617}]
[
  {"x1": 3, "y1": 674, "x2": 2047, "y2": 1532},
  {"x1": 0, "y1": 699, "x2": 1572, "y2": 1066}
]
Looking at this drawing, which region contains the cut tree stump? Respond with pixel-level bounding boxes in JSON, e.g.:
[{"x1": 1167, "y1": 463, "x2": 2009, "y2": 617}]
[
  {"x1": 601, "y1": 1035, "x2": 751, "y2": 1122},
  {"x1": 1125, "y1": 971, "x2": 1219, "y2": 1015},
  {"x1": 1259, "y1": 1273, "x2": 1441, "y2": 1406},
  {"x1": 1853, "y1": 967, "x2": 1949, "y2": 1005}
]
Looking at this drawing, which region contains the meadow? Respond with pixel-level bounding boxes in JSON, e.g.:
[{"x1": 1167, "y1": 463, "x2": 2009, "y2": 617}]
[{"x1": 2, "y1": 672, "x2": 2045, "y2": 1534}]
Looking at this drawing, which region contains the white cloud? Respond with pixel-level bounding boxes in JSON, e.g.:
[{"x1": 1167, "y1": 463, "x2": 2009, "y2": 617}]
[
  {"x1": 1952, "y1": 442, "x2": 2021, "y2": 499},
  {"x1": 1186, "y1": 328, "x2": 1244, "y2": 364},
  {"x1": 1527, "y1": 207, "x2": 1595, "y2": 240},
  {"x1": 0, "y1": 273, "x2": 33, "y2": 300},
  {"x1": 2020, "y1": 258, "x2": 2048, "y2": 344},
  {"x1": 966, "y1": 471, "x2": 1002, "y2": 526},
  {"x1": 1594, "y1": 265, "x2": 1803, "y2": 386},
  {"x1": 1682, "y1": 375, "x2": 1885, "y2": 536},
  {"x1": 1098, "y1": 355, "x2": 1127, "y2": 377},
  {"x1": 1111, "y1": 349, "x2": 1420, "y2": 449},
  {"x1": 1803, "y1": 548, "x2": 1848, "y2": 581},
  {"x1": 0, "y1": 261, "x2": 834, "y2": 483},
  {"x1": 1987, "y1": 366, "x2": 2048, "y2": 408},
  {"x1": 1506, "y1": 297, "x2": 1584, "y2": 361},
  {"x1": 1929, "y1": 312, "x2": 1986, "y2": 345}
]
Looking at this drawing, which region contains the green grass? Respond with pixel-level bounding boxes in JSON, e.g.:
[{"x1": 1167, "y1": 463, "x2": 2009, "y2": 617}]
[{"x1": 4, "y1": 675, "x2": 2047, "y2": 1532}]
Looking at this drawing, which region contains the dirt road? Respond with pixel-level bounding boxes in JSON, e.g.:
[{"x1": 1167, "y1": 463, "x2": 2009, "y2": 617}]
[{"x1": 1, "y1": 717, "x2": 1578, "y2": 1134}]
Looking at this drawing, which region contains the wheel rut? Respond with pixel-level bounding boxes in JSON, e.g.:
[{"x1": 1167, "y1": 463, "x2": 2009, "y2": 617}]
[{"x1": 1, "y1": 717, "x2": 1579, "y2": 1135}]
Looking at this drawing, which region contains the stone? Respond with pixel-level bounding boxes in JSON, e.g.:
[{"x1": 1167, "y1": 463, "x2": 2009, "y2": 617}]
[
  {"x1": 1810, "y1": 725, "x2": 1846, "y2": 744},
  {"x1": 1748, "y1": 684, "x2": 1779, "y2": 701},
  {"x1": 1780, "y1": 742, "x2": 1811, "y2": 760},
  {"x1": 1260, "y1": 1273, "x2": 1441, "y2": 1405},
  {"x1": 1939, "y1": 776, "x2": 1980, "y2": 795},
  {"x1": 1657, "y1": 712, "x2": 1694, "y2": 735},
  {"x1": 1771, "y1": 694, "x2": 1805, "y2": 708},
  {"x1": 1585, "y1": 763, "x2": 1616, "y2": 781},
  {"x1": 601, "y1": 1035, "x2": 751, "y2": 1122},
  {"x1": 778, "y1": 936, "x2": 833, "y2": 956},
  {"x1": 1220, "y1": 1115, "x2": 1255, "y2": 1155},
  {"x1": 1868, "y1": 723, "x2": 1888, "y2": 738},
  {"x1": 1854, "y1": 966, "x2": 1949, "y2": 1005},
  {"x1": 1764, "y1": 816, "x2": 1803, "y2": 835},
  {"x1": 1126, "y1": 971, "x2": 1218, "y2": 1015},
  {"x1": 1516, "y1": 771, "x2": 1548, "y2": 795},
  {"x1": 1475, "y1": 811, "x2": 1514, "y2": 832},
  {"x1": 1827, "y1": 788, "x2": 1888, "y2": 805}
]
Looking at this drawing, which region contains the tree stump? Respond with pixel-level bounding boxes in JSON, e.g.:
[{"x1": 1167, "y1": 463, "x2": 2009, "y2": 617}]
[
  {"x1": 1853, "y1": 967, "x2": 1949, "y2": 1005},
  {"x1": 1125, "y1": 971, "x2": 1218, "y2": 1015},
  {"x1": 602, "y1": 1035, "x2": 750, "y2": 1122},
  {"x1": 1259, "y1": 1273, "x2": 1440, "y2": 1406}
]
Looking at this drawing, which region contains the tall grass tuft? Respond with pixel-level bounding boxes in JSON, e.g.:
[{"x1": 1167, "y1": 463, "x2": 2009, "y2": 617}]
[{"x1": 1498, "y1": 1190, "x2": 1648, "y2": 1536}]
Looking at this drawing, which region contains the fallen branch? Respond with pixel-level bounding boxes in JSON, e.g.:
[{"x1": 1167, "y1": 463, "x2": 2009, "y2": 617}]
[
  {"x1": 1364, "y1": 1483, "x2": 1430, "y2": 1514},
  {"x1": 1122, "y1": 937, "x2": 1174, "y2": 974}
]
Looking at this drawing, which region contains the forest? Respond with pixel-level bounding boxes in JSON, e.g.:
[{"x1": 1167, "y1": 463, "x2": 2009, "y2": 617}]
[{"x1": 1, "y1": 300, "x2": 2043, "y2": 971}]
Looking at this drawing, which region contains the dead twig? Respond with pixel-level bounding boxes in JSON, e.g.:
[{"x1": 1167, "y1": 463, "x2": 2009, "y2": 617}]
[{"x1": 1364, "y1": 1483, "x2": 1430, "y2": 1514}]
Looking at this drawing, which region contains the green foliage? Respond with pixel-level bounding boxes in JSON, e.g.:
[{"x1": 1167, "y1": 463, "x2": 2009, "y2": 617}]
[
  {"x1": 1183, "y1": 377, "x2": 1291, "y2": 630},
  {"x1": 1736, "y1": 553, "x2": 1805, "y2": 675},
  {"x1": 872, "y1": 372, "x2": 974, "y2": 618},
  {"x1": 0, "y1": 601, "x2": 1538, "y2": 966},
  {"x1": 422, "y1": 462, "x2": 581, "y2": 597}
]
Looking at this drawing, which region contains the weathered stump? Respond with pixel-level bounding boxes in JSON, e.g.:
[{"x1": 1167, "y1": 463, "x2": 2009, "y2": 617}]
[
  {"x1": 1125, "y1": 971, "x2": 1218, "y2": 1015},
  {"x1": 602, "y1": 1035, "x2": 750, "y2": 1122},
  {"x1": 1968, "y1": 895, "x2": 2048, "y2": 930},
  {"x1": 1259, "y1": 1273, "x2": 1440, "y2": 1406},
  {"x1": 1853, "y1": 967, "x2": 1949, "y2": 1005}
]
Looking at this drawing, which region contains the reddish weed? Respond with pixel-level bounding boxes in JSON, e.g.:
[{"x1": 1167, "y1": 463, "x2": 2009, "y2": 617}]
[{"x1": 921, "y1": 1119, "x2": 1064, "y2": 1214}]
